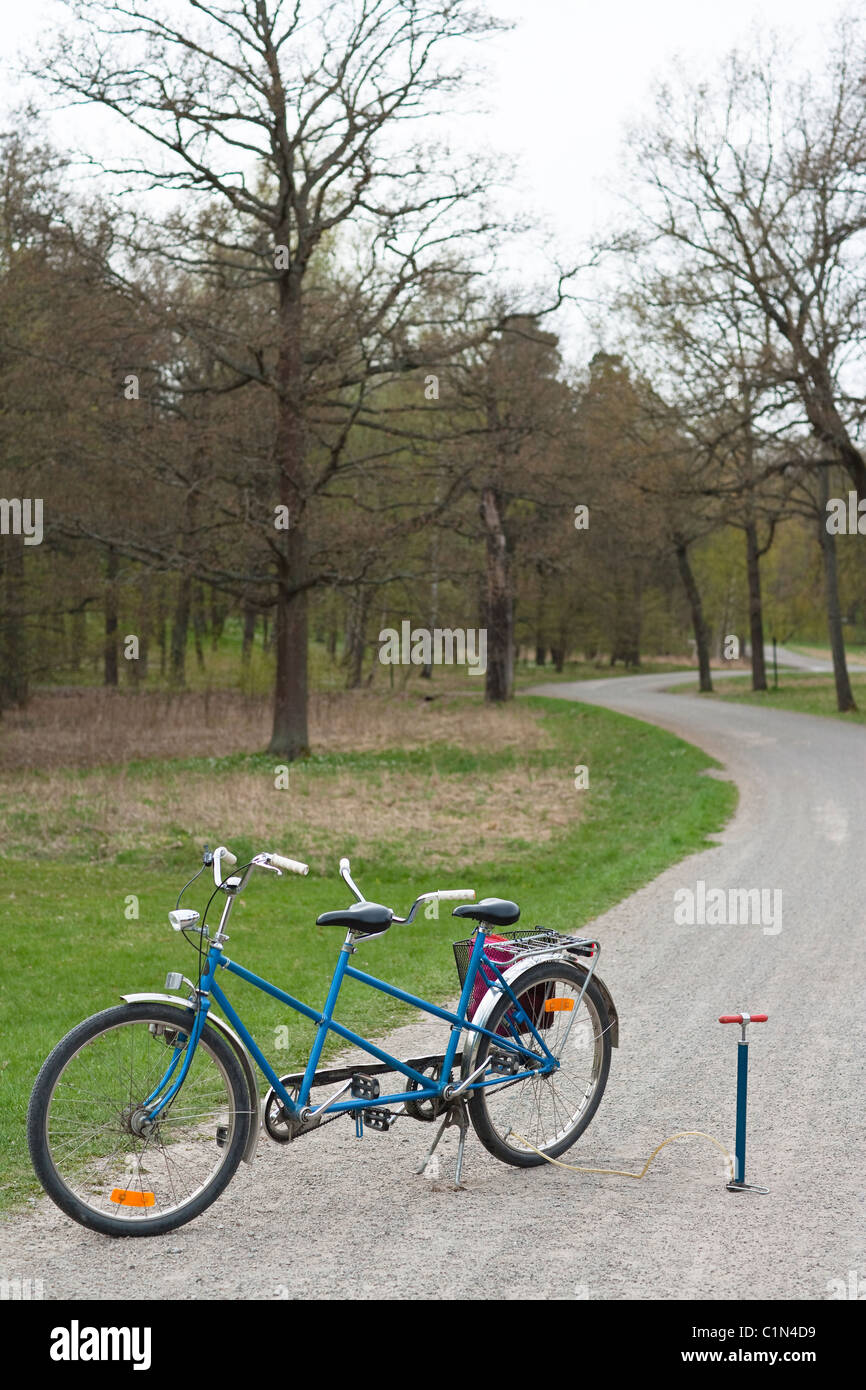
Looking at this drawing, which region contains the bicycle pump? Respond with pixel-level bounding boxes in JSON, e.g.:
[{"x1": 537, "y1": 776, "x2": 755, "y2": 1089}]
[{"x1": 719, "y1": 1012, "x2": 769, "y2": 1194}]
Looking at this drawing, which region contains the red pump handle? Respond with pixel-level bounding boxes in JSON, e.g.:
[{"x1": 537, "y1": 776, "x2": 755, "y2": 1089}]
[{"x1": 719, "y1": 1013, "x2": 768, "y2": 1024}]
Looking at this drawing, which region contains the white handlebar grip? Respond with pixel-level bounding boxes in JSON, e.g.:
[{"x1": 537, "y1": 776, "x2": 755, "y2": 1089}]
[
  {"x1": 218, "y1": 846, "x2": 237, "y2": 866},
  {"x1": 436, "y1": 889, "x2": 476, "y2": 901},
  {"x1": 270, "y1": 854, "x2": 309, "y2": 876},
  {"x1": 340, "y1": 857, "x2": 351, "y2": 874}
]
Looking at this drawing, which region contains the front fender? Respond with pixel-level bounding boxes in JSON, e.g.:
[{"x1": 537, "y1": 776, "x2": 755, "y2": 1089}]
[
  {"x1": 121, "y1": 992, "x2": 261, "y2": 1165},
  {"x1": 461, "y1": 954, "x2": 619, "y2": 1079}
]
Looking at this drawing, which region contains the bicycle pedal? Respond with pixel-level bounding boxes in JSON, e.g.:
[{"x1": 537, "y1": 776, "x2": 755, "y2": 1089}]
[
  {"x1": 350, "y1": 1073, "x2": 380, "y2": 1100},
  {"x1": 365, "y1": 1108, "x2": 395, "y2": 1132},
  {"x1": 489, "y1": 1049, "x2": 522, "y2": 1075}
]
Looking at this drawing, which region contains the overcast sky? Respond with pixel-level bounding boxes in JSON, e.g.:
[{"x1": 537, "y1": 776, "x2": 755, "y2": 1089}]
[{"x1": 0, "y1": 0, "x2": 847, "y2": 361}]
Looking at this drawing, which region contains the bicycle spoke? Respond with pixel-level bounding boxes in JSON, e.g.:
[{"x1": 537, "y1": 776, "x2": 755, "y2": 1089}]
[
  {"x1": 38, "y1": 1012, "x2": 240, "y2": 1224},
  {"x1": 472, "y1": 967, "x2": 608, "y2": 1160}
]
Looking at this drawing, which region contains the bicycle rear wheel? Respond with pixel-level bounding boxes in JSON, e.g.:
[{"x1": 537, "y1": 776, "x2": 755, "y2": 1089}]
[
  {"x1": 466, "y1": 961, "x2": 611, "y2": 1166},
  {"x1": 27, "y1": 1002, "x2": 253, "y2": 1236}
]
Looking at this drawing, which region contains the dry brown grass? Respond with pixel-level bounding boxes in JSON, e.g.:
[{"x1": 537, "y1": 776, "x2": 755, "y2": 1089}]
[
  {"x1": 0, "y1": 688, "x2": 546, "y2": 772},
  {"x1": 0, "y1": 689, "x2": 571, "y2": 866},
  {"x1": 0, "y1": 759, "x2": 578, "y2": 868}
]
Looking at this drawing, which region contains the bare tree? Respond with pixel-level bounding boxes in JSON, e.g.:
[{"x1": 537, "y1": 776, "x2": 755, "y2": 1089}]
[
  {"x1": 38, "y1": 0, "x2": 516, "y2": 756},
  {"x1": 626, "y1": 20, "x2": 866, "y2": 505}
]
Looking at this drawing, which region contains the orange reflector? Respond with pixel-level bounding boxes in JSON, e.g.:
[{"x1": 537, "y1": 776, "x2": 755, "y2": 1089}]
[
  {"x1": 544, "y1": 998, "x2": 575, "y2": 1013},
  {"x1": 110, "y1": 1188, "x2": 155, "y2": 1208}
]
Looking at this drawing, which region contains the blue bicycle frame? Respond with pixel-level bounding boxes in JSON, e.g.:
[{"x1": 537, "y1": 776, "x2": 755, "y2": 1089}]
[{"x1": 145, "y1": 926, "x2": 558, "y2": 1122}]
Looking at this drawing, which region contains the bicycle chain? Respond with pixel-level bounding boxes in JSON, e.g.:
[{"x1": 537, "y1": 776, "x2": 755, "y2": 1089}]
[{"x1": 275, "y1": 1046, "x2": 585, "y2": 1143}]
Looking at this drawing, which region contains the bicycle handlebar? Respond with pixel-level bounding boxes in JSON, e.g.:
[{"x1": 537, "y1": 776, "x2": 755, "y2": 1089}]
[
  {"x1": 268, "y1": 854, "x2": 309, "y2": 876},
  {"x1": 212, "y1": 845, "x2": 237, "y2": 887},
  {"x1": 339, "y1": 857, "x2": 475, "y2": 922},
  {"x1": 212, "y1": 844, "x2": 308, "y2": 889}
]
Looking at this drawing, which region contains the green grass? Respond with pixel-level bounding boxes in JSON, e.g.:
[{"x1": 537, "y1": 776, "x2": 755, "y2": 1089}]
[
  {"x1": 40, "y1": 617, "x2": 486, "y2": 698},
  {"x1": 786, "y1": 640, "x2": 866, "y2": 662},
  {"x1": 41, "y1": 626, "x2": 347, "y2": 698},
  {"x1": 513, "y1": 658, "x2": 693, "y2": 688},
  {"x1": 0, "y1": 696, "x2": 736, "y2": 1211},
  {"x1": 671, "y1": 671, "x2": 866, "y2": 725},
  {"x1": 43, "y1": 611, "x2": 695, "y2": 699}
]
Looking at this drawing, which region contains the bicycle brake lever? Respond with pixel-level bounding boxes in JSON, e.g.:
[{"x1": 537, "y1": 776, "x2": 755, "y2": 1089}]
[{"x1": 251, "y1": 854, "x2": 282, "y2": 874}]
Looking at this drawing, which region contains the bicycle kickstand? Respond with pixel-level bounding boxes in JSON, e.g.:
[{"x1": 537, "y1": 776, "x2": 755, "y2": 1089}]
[{"x1": 416, "y1": 1101, "x2": 470, "y2": 1189}]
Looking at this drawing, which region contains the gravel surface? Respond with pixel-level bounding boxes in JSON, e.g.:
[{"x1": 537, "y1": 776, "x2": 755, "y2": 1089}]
[{"x1": 3, "y1": 671, "x2": 864, "y2": 1300}]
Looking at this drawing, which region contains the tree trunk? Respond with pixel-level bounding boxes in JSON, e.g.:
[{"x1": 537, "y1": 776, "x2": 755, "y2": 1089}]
[
  {"x1": 534, "y1": 574, "x2": 547, "y2": 666},
  {"x1": 209, "y1": 588, "x2": 226, "y2": 650},
  {"x1": 818, "y1": 472, "x2": 856, "y2": 712},
  {"x1": 480, "y1": 484, "x2": 513, "y2": 702},
  {"x1": 170, "y1": 574, "x2": 191, "y2": 687},
  {"x1": 70, "y1": 610, "x2": 86, "y2": 674},
  {"x1": 610, "y1": 566, "x2": 642, "y2": 666},
  {"x1": 421, "y1": 525, "x2": 440, "y2": 680},
  {"x1": 344, "y1": 587, "x2": 370, "y2": 690},
  {"x1": 133, "y1": 570, "x2": 151, "y2": 686},
  {"x1": 192, "y1": 584, "x2": 206, "y2": 672},
  {"x1": 0, "y1": 531, "x2": 28, "y2": 709},
  {"x1": 675, "y1": 540, "x2": 713, "y2": 693},
  {"x1": 169, "y1": 468, "x2": 204, "y2": 688},
  {"x1": 136, "y1": 630, "x2": 150, "y2": 687},
  {"x1": 269, "y1": 275, "x2": 309, "y2": 758},
  {"x1": 271, "y1": 570, "x2": 308, "y2": 756},
  {"x1": 744, "y1": 521, "x2": 768, "y2": 691},
  {"x1": 104, "y1": 546, "x2": 119, "y2": 688},
  {"x1": 241, "y1": 602, "x2": 257, "y2": 667},
  {"x1": 801, "y1": 366, "x2": 866, "y2": 506}
]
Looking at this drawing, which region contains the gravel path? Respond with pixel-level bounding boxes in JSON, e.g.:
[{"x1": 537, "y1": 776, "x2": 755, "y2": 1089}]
[{"x1": 3, "y1": 672, "x2": 864, "y2": 1300}]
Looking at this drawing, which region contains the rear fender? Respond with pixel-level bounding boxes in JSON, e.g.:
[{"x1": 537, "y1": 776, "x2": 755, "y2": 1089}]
[
  {"x1": 461, "y1": 955, "x2": 619, "y2": 1078},
  {"x1": 121, "y1": 992, "x2": 260, "y2": 1165}
]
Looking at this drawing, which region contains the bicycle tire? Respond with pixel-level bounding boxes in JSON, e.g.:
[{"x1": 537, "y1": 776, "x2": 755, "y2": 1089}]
[
  {"x1": 466, "y1": 960, "x2": 611, "y2": 1167},
  {"x1": 27, "y1": 1002, "x2": 253, "y2": 1237}
]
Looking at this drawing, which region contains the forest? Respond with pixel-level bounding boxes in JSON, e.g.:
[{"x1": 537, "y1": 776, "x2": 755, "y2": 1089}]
[{"x1": 2, "y1": 2, "x2": 866, "y2": 757}]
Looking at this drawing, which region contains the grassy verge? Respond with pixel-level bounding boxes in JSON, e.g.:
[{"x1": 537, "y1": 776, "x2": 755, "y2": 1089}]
[
  {"x1": 0, "y1": 695, "x2": 736, "y2": 1211},
  {"x1": 786, "y1": 641, "x2": 866, "y2": 665},
  {"x1": 513, "y1": 658, "x2": 693, "y2": 688},
  {"x1": 671, "y1": 671, "x2": 866, "y2": 725}
]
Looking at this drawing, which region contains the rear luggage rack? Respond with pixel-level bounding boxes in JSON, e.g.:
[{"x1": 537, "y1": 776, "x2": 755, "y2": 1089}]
[{"x1": 452, "y1": 928, "x2": 597, "y2": 988}]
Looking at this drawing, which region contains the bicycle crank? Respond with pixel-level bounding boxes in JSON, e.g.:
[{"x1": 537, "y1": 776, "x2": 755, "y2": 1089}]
[{"x1": 405, "y1": 1061, "x2": 457, "y2": 1122}]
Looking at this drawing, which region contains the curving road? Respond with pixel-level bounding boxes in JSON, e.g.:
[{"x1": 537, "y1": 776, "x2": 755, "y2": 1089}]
[{"x1": 2, "y1": 671, "x2": 864, "y2": 1301}]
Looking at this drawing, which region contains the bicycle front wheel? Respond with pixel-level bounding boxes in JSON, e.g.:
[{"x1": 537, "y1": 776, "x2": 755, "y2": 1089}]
[
  {"x1": 27, "y1": 1002, "x2": 254, "y2": 1236},
  {"x1": 466, "y1": 960, "x2": 611, "y2": 1167}
]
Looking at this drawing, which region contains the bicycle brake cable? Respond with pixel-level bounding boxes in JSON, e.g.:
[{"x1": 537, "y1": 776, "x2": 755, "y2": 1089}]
[{"x1": 175, "y1": 861, "x2": 206, "y2": 910}]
